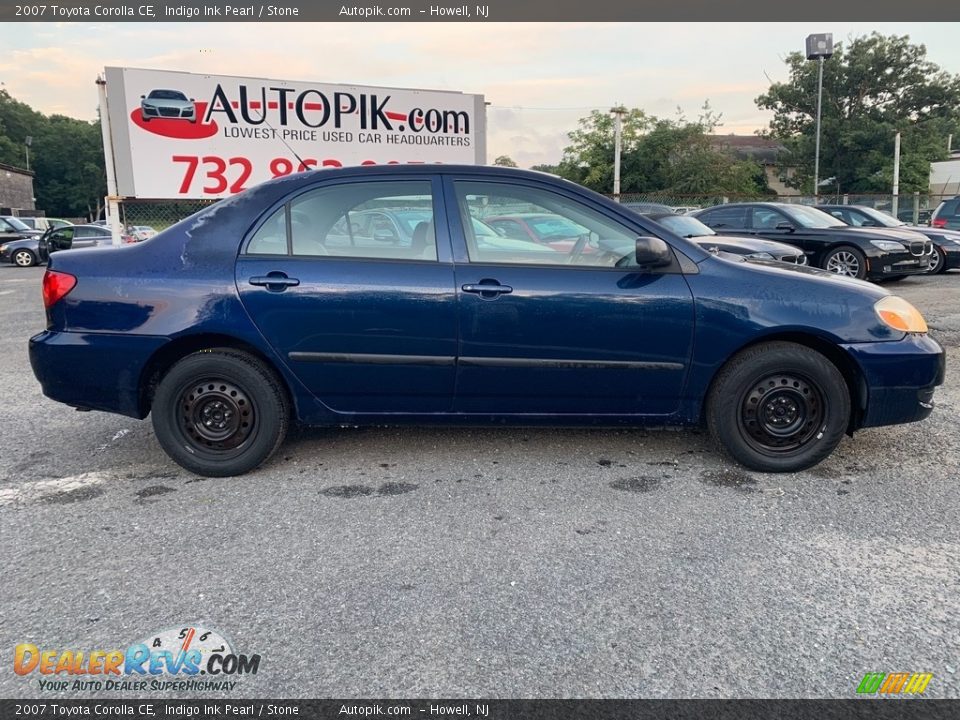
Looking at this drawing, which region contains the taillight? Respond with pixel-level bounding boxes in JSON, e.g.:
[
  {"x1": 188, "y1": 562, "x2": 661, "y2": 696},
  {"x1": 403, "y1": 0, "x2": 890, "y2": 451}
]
[
  {"x1": 42, "y1": 269, "x2": 77, "y2": 309},
  {"x1": 932, "y1": 217, "x2": 947, "y2": 228}
]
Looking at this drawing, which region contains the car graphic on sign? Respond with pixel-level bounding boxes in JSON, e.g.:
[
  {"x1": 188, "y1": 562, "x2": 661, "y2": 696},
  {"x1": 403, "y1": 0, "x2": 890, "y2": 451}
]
[{"x1": 140, "y1": 89, "x2": 196, "y2": 122}]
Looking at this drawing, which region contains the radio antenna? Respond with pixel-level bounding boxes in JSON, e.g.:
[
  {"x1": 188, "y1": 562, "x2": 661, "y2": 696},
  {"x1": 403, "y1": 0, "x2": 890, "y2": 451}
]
[{"x1": 258, "y1": 109, "x2": 308, "y2": 170}]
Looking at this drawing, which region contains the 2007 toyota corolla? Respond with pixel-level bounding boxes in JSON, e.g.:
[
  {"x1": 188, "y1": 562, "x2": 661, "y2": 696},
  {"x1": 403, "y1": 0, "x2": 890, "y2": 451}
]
[{"x1": 29, "y1": 166, "x2": 944, "y2": 476}]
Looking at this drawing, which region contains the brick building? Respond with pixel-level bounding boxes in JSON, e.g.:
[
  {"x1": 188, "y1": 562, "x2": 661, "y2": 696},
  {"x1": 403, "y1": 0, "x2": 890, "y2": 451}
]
[{"x1": 0, "y1": 162, "x2": 36, "y2": 213}]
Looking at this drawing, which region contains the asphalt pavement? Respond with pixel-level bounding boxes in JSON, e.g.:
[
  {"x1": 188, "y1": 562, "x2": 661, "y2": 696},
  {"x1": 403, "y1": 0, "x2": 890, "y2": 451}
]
[{"x1": 1, "y1": 264, "x2": 958, "y2": 699}]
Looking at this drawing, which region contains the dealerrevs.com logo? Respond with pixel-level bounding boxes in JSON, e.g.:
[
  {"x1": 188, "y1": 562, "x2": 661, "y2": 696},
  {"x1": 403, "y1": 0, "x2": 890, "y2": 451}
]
[
  {"x1": 856, "y1": 672, "x2": 934, "y2": 696},
  {"x1": 14, "y1": 625, "x2": 261, "y2": 692}
]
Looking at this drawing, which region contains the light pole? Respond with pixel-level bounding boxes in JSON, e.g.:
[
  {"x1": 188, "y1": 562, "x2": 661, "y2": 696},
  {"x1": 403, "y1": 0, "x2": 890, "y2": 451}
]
[
  {"x1": 24, "y1": 135, "x2": 32, "y2": 171},
  {"x1": 805, "y1": 33, "x2": 833, "y2": 200},
  {"x1": 610, "y1": 106, "x2": 626, "y2": 203}
]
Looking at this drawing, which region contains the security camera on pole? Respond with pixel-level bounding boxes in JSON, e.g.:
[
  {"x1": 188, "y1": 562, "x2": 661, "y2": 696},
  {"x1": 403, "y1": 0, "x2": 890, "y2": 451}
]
[{"x1": 805, "y1": 33, "x2": 833, "y2": 202}]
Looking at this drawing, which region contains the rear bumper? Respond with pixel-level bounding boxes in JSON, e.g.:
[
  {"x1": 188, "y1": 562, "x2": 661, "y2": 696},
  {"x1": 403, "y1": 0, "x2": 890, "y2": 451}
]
[
  {"x1": 842, "y1": 334, "x2": 945, "y2": 429},
  {"x1": 29, "y1": 330, "x2": 167, "y2": 419}
]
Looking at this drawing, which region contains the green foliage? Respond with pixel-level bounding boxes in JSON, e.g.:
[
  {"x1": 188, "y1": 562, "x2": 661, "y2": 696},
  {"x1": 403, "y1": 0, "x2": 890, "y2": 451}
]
[
  {"x1": 0, "y1": 89, "x2": 106, "y2": 218},
  {"x1": 492, "y1": 155, "x2": 518, "y2": 167},
  {"x1": 757, "y1": 33, "x2": 960, "y2": 193},
  {"x1": 556, "y1": 104, "x2": 768, "y2": 196}
]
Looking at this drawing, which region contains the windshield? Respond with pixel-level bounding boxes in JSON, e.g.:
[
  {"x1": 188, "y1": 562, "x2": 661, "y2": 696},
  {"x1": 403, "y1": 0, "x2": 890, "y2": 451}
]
[
  {"x1": 148, "y1": 90, "x2": 188, "y2": 101},
  {"x1": 657, "y1": 215, "x2": 715, "y2": 238},
  {"x1": 4, "y1": 216, "x2": 31, "y2": 231},
  {"x1": 857, "y1": 207, "x2": 904, "y2": 227},
  {"x1": 783, "y1": 205, "x2": 846, "y2": 229}
]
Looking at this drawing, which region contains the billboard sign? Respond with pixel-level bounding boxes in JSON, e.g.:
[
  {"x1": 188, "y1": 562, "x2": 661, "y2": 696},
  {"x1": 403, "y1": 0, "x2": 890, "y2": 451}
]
[{"x1": 103, "y1": 67, "x2": 486, "y2": 199}]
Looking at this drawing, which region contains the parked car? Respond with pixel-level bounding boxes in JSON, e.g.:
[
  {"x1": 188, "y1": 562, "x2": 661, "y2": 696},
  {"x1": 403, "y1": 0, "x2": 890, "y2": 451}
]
[
  {"x1": 640, "y1": 213, "x2": 807, "y2": 265},
  {"x1": 622, "y1": 201, "x2": 677, "y2": 215},
  {"x1": 15, "y1": 217, "x2": 51, "y2": 233},
  {"x1": 35, "y1": 224, "x2": 115, "y2": 263},
  {"x1": 140, "y1": 89, "x2": 196, "y2": 122},
  {"x1": 0, "y1": 217, "x2": 45, "y2": 266},
  {"x1": 1, "y1": 215, "x2": 42, "y2": 238},
  {"x1": 693, "y1": 202, "x2": 933, "y2": 281},
  {"x1": 30, "y1": 166, "x2": 943, "y2": 478},
  {"x1": 484, "y1": 213, "x2": 589, "y2": 252},
  {"x1": 127, "y1": 225, "x2": 159, "y2": 243},
  {"x1": 816, "y1": 204, "x2": 960, "y2": 274},
  {"x1": 930, "y1": 196, "x2": 960, "y2": 231},
  {"x1": 896, "y1": 207, "x2": 932, "y2": 225}
]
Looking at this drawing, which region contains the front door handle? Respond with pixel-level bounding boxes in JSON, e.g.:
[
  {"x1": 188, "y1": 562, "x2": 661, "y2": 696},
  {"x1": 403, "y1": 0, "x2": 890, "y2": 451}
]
[
  {"x1": 462, "y1": 281, "x2": 513, "y2": 298},
  {"x1": 249, "y1": 273, "x2": 300, "y2": 290}
]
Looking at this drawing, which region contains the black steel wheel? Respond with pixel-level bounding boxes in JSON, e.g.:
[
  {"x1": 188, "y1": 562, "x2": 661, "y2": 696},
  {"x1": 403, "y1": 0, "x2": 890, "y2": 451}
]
[
  {"x1": 707, "y1": 342, "x2": 850, "y2": 473},
  {"x1": 152, "y1": 349, "x2": 289, "y2": 476}
]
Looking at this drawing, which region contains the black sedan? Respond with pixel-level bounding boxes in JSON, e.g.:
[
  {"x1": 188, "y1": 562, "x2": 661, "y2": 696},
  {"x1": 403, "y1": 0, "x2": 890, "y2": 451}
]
[
  {"x1": 693, "y1": 202, "x2": 933, "y2": 281},
  {"x1": 1, "y1": 225, "x2": 114, "y2": 268},
  {"x1": 641, "y1": 213, "x2": 807, "y2": 265},
  {"x1": 816, "y1": 204, "x2": 960, "y2": 275}
]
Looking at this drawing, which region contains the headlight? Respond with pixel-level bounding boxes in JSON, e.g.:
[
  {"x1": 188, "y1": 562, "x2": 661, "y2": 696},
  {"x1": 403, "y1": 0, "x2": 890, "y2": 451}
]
[
  {"x1": 745, "y1": 251, "x2": 775, "y2": 260},
  {"x1": 0, "y1": 244, "x2": 8, "y2": 253},
  {"x1": 143, "y1": 104, "x2": 156, "y2": 110},
  {"x1": 870, "y1": 239, "x2": 906, "y2": 251},
  {"x1": 875, "y1": 296, "x2": 928, "y2": 333}
]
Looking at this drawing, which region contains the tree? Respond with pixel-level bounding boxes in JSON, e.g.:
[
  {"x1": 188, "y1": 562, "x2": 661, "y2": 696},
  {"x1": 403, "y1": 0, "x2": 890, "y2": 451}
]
[
  {"x1": 556, "y1": 104, "x2": 768, "y2": 196},
  {"x1": 0, "y1": 89, "x2": 106, "y2": 218},
  {"x1": 492, "y1": 155, "x2": 518, "y2": 167},
  {"x1": 756, "y1": 33, "x2": 960, "y2": 194}
]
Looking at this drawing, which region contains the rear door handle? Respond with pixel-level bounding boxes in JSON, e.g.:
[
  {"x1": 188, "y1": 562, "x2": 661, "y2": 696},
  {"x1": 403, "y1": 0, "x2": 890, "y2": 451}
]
[
  {"x1": 249, "y1": 273, "x2": 300, "y2": 289},
  {"x1": 462, "y1": 282, "x2": 513, "y2": 297}
]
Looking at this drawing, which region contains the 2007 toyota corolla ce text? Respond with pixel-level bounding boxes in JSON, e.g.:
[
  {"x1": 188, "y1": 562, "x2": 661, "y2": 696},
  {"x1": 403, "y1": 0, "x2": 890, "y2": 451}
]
[{"x1": 29, "y1": 166, "x2": 945, "y2": 476}]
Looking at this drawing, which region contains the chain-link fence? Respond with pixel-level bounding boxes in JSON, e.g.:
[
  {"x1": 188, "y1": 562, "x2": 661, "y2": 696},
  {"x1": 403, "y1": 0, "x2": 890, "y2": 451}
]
[
  {"x1": 609, "y1": 192, "x2": 957, "y2": 225},
  {"x1": 114, "y1": 198, "x2": 219, "y2": 238}
]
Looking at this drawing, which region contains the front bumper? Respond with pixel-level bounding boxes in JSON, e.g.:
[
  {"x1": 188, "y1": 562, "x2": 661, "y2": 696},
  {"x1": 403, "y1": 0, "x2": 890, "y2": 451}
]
[
  {"x1": 865, "y1": 249, "x2": 929, "y2": 278},
  {"x1": 842, "y1": 333, "x2": 945, "y2": 429},
  {"x1": 29, "y1": 330, "x2": 168, "y2": 419}
]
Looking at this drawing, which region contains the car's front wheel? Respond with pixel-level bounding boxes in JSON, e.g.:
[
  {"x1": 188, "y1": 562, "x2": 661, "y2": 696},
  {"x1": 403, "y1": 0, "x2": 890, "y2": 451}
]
[
  {"x1": 13, "y1": 249, "x2": 36, "y2": 267},
  {"x1": 706, "y1": 342, "x2": 850, "y2": 473},
  {"x1": 822, "y1": 246, "x2": 867, "y2": 279},
  {"x1": 152, "y1": 349, "x2": 289, "y2": 476},
  {"x1": 927, "y1": 247, "x2": 946, "y2": 274}
]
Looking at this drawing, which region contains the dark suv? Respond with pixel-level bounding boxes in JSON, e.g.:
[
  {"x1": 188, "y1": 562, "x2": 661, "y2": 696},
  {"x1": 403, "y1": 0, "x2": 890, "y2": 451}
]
[{"x1": 931, "y1": 197, "x2": 960, "y2": 231}]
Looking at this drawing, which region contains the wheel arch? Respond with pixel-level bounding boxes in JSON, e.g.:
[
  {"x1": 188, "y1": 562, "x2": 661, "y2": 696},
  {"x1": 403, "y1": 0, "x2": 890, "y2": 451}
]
[
  {"x1": 138, "y1": 333, "x2": 295, "y2": 418},
  {"x1": 702, "y1": 331, "x2": 866, "y2": 434}
]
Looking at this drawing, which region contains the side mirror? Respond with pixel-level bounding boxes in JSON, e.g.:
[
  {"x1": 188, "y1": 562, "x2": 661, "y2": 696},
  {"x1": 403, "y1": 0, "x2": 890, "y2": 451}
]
[
  {"x1": 140, "y1": 95, "x2": 146, "y2": 99},
  {"x1": 775, "y1": 221, "x2": 795, "y2": 231},
  {"x1": 634, "y1": 236, "x2": 673, "y2": 270},
  {"x1": 190, "y1": 98, "x2": 195, "y2": 102},
  {"x1": 373, "y1": 228, "x2": 398, "y2": 242}
]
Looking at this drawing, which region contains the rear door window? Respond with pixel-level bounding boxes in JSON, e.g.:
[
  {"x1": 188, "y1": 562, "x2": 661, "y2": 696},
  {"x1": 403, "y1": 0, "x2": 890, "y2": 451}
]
[{"x1": 698, "y1": 206, "x2": 748, "y2": 229}]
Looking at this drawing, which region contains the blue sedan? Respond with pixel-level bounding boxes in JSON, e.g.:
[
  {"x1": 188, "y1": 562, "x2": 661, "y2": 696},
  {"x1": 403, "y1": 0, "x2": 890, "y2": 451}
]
[{"x1": 29, "y1": 166, "x2": 944, "y2": 476}]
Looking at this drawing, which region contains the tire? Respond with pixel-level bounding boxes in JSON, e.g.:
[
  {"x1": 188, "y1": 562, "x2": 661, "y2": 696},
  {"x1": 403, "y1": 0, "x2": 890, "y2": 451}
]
[
  {"x1": 151, "y1": 349, "x2": 289, "y2": 477},
  {"x1": 13, "y1": 249, "x2": 36, "y2": 267},
  {"x1": 706, "y1": 342, "x2": 850, "y2": 473},
  {"x1": 822, "y1": 246, "x2": 867, "y2": 280},
  {"x1": 927, "y1": 247, "x2": 946, "y2": 274}
]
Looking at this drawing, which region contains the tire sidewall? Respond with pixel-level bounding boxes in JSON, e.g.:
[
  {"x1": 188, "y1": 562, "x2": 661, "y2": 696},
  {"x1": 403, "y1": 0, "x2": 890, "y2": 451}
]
[
  {"x1": 152, "y1": 352, "x2": 286, "y2": 476},
  {"x1": 928, "y1": 248, "x2": 945, "y2": 274},
  {"x1": 709, "y1": 344, "x2": 850, "y2": 473}
]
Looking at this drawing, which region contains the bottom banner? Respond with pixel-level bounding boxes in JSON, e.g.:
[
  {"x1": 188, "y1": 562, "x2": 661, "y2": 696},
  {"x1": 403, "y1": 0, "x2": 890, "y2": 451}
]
[{"x1": 1, "y1": 699, "x2": 958, "y2": 720}]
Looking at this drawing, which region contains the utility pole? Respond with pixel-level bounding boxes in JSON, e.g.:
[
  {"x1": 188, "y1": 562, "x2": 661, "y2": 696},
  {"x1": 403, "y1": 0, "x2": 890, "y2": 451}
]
[
  {"x1": 805, "y1": 33, "x2": 833, "y2": 201},
  {"x1": 892, "y1": 131, "x2": 901, "y2": 218},
  {"x1": 610, "y1": 106, "x2": 626, "y2": 203},
  {"x1": 24, "y1": 136, "x2": 31, "y2": 171}
]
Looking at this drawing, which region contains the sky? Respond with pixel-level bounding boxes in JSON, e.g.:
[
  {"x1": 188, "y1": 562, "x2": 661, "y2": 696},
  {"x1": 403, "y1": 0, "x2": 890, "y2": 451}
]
[{"x1": 4, "y1": 22, "x2": 960, "y2": 167}]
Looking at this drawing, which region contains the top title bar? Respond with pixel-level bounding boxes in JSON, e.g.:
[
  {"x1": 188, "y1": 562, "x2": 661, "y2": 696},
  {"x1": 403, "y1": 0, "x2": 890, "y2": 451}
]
[{"x1": 2, "y1": 0, "x2": 959, "y2": 21}]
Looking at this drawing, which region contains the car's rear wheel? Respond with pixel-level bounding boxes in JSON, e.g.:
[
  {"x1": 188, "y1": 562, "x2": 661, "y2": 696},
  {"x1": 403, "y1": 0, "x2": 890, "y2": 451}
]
[
  {"x1": 927, "y1": 247, "x2": 946, "y2": 274},
  {"x1": 822, "y1": 246, "x2": 867, "y2": 279},
  {"x1": 152, "y1": 349, "x2": 289, "y2": 477},
  {"x1": 13, "y1": 249, "x2": 36, "y2": 267},
  {"x1": 706, "y1": 342, "x2": 850, "y2": 473}
]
